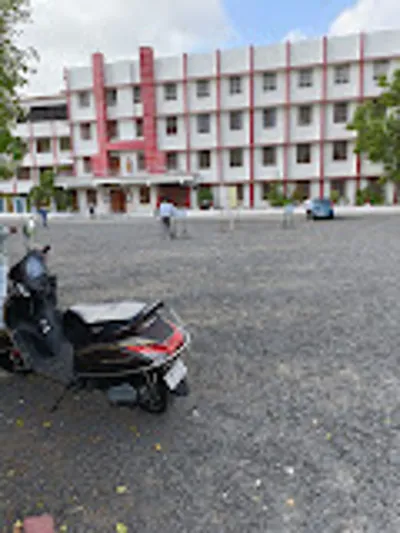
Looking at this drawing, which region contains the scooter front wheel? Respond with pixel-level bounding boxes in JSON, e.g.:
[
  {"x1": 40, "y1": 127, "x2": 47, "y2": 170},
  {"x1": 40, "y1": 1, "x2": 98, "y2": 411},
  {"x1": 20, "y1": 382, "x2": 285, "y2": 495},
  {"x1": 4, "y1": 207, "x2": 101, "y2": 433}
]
[{"x1": 137, "y1": 378, "x2": 168, "y2": 414}]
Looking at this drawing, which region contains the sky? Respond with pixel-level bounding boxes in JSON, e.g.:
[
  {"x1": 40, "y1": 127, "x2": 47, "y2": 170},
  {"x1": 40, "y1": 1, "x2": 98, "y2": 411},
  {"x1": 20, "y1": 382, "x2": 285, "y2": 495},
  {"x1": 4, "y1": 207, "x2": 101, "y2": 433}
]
[{"x1": 19, "y1": 0, "x2": 400, "y2": 95}]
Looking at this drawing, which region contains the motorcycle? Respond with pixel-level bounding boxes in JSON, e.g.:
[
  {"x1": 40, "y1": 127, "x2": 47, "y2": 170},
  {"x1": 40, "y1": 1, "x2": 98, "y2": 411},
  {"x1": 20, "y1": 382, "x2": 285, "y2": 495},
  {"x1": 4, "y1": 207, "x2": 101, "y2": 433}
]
[{"x1": 0, "y1": 245, "x2": 191, "y2": 414}]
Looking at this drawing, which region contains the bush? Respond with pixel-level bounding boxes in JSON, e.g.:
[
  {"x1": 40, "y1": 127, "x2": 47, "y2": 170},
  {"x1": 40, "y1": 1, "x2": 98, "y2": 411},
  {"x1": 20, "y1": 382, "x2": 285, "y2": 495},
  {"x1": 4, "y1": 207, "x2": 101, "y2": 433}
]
[
  {"x1": 330, "y1": 190, "x2": 340, "y2": 204},
  {"x1": 356, "y1": 185, "x2": 385, "y2": 205},
  {"x1": 197, "y1": 186, "x2": 213, "y2": 205},
  {"x1": 267, "y1": 183, "x2": 287, "y2": 206}
]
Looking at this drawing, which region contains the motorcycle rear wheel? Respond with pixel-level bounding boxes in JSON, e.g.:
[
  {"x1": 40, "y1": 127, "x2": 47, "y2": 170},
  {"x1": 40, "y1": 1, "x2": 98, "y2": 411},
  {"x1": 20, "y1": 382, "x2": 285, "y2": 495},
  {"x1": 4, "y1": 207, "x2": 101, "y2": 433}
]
[{"x1": 137, "y1": 377, "x2": 168, "y2": 414}]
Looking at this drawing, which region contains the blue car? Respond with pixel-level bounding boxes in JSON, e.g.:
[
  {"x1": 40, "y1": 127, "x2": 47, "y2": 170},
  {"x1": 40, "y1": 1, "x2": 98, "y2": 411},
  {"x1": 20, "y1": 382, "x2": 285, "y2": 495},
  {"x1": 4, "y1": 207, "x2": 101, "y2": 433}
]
[{"x1": 306, "y1": 198, "x2": 335, "y2": 220}]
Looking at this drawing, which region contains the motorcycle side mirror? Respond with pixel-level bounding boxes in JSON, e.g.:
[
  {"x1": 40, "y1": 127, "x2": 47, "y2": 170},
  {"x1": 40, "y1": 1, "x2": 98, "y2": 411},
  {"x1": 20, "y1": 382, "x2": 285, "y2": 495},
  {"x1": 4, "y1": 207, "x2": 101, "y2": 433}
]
[{"x1": 9, "y1": 226, "x2": 18, "y2": 234}]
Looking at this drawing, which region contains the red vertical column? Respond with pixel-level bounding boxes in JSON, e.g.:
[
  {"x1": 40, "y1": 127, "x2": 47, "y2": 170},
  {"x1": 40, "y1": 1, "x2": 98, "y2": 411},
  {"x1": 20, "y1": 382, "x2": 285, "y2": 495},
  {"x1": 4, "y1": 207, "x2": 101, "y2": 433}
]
[
  {"x1": 63, "y1": 68, "x2": 77, "y2": 177},
  {"x1": 140, "y1": 47, "x2": 165, "y2": 173},
  {"x1": 92, "y1": 53, "x2": 108, "y2": 177},
  {"x1": 215, "y1": 50, "x2": 223, "y2": 194},
  {"x1": 356, "y1": 32, "x2": 365, "y2": 192},
  {"x1": 183, "y1": 53, "x2": 191, "y2": 174},
  {"x1": 319, "y1": 36, "x2": 328, "y2": 199},
  {"x1": 249, "y1": 46, "x2": 255, "y2": 208},
  {"x1": 283, "y1": 41, "x2": 291, "y2": 197}
]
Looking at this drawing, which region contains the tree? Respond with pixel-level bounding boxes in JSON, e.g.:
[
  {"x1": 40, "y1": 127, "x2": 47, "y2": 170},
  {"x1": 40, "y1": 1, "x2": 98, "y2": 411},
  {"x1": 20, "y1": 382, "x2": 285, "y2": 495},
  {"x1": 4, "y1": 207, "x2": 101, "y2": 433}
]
[
  {"x1": 0, "y1": 0, "x2": 37, "y2": 179},
  {"x1": 29, "y1": 170, "x2": 71, "y2": 211},
  {"x1": 347, "y1": 70, "x2": 400, "y2": 185}
]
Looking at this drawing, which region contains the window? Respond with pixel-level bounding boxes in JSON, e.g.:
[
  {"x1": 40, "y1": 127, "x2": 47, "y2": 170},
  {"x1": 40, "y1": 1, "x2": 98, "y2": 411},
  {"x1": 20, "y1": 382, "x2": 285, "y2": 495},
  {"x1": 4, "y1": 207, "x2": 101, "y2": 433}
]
[
  {"x1": 166, "y1": 152, "x2": 178, "y2": 170},
  {"x1": 333, "y1": 102, "x2": 348, "y2": 124},
  {"x1": 107, "y1": 120, "x2": 118, "y2": 139},
  {"x1": 230, "y1": 111, "x2": 242, "y2": 131},
  {"x1": 17, "y1": 168, "x2": 30, "y2": 180},
  {"x1": 80, "y1": 123, "x2": 91, "y2": 140},
  {"x1": 139, "y1": 186, "x2": 150, "y2": 204},
  {"x1": 333, "y1": 141, "x2": 347, "y2": 161},
  {"x1": 36, "y1": 138, "x2": 51, "y2": 153},
  {"x1": 109, "y1": 155, "x2": 120, "y2": 176},
  {"x1": 334, "y1": 64, "x2": 350, "y2": 84},
  {"x1": 78, "y1": 92, "x2": 90, "y2": 108},
  {"x1": 198, "y1": 150, "x2": 211, "y2": 169},
  {"x1": 133, "y1": 86, "x2": 141, "y2": 104},
  {"x1": 197, "y1": 79, "x2": 210, "y2": 98},
  {"x1": 262, "y1": 146, "x2": 276, "y2": 166},
  {"x1": 298, "y1": 105, "x2": 312, "y2": 126},
  {"x1": 166, "y1": 116, "x2": 178, "y2": 135},
  {"x1": 262, "y1": 182, "x2": 271, "y2": 200},
  {"x1": 298, "y1": 68, "x2": 313, "y2": 88},
  {"x1": 26, "y1": 105, "x2": 68, "y2": 122},
  {"x1": 83, "y1": 157, "x2": 92, "y2": 173},
  {"x1": 373, "y1": 60, "x2": 389, "y2": 81},
  {"x1": 237, "y1": 184, "x2": 244, "y2": 203},
  {"x1": 164, "y1": 83, "x2": 177, "y2": 101},
  {"x1": 137, "y1": 151, "x2": 146, "y2": 171},
  {"x1": 57, "y1": 165, "x2": 73, "y2": 177},
  {"x1": 135, "y1": 118, "x2": 143, "y2": 137},
  {"x1": 296, "y1": 144, "x2": 311, "y2": 163},
  {"x1": 197, "y1": 114, "x2": 210, "y2": 134},
  {"x1": 59, "y1": 137, "x2": 71, "y2": 151},
  {"x1": 229, "y1": 148, "x2": 243, "y2": 167},
  {"x1": 263, "y1": 107, "x2": 277, "y2": 128},
  {"x1": 263, "y1": 72, "x2": 277, "y2": 91},
  {"x1": 106, "y1": 89, "x2": 118, "y2": 107},
  {"x1": 229, "y1": 76, "x2": 242, "y2": 95}
]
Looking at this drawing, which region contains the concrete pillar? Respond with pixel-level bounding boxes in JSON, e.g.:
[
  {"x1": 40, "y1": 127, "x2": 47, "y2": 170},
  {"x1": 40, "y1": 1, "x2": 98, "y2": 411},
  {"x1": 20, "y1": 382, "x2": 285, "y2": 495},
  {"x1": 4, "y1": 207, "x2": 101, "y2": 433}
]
[
  {"x1": 190, "y1": 187, "x2": 198, "y2": 209},
  {"x1": 150, "y1": 185, "x2": 158, "y2": 211},
  {"x1": 77, "y1": 190, "x2": 87, "y2": 213},
  {"x1": 346, "y1": 180, "x2": 357, "y2": 205}
]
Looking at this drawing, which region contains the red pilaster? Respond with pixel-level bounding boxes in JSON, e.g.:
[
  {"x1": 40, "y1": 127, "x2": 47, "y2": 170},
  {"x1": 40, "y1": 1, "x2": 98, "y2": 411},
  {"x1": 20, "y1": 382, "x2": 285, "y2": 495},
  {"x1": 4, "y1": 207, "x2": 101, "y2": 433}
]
[
  {"x1": 92, "y1": 53, "x2": 108, "y2": 177},
  {"x1": 183, "y1": 53, "x2": 191, "y2": 174},
  {"x1": 249, "y1": 45, "x2": 255, "y2": 208},
  {"x1": 283, "y1": 41, "x2": 291, "y2": 197},
  {"x1": 319, "y1": 36, "x2": 328, "y2": 199},
  {"x1": 356, "y1": 32, "x2": 365, "y2": 191},
  {"x1": 216, "y1": 50, "x2": 223, "y2": 188},
  {"x1": 139, "y1": 47, "x2": 165, "y2": 173},
  {"x1": 63, "y1": 68, "x2": 77, "y2": 177}
]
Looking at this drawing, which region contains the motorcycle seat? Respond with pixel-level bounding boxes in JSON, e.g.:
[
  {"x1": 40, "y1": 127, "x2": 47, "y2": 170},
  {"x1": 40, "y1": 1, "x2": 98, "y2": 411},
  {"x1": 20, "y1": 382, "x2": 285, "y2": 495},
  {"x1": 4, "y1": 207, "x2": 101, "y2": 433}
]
[
  {"x1": 63, "y1": 301, "x2": 148, "y2": 349},
  {"x1": 68, "y1": 301, "x2": 147, "y2": 326}
]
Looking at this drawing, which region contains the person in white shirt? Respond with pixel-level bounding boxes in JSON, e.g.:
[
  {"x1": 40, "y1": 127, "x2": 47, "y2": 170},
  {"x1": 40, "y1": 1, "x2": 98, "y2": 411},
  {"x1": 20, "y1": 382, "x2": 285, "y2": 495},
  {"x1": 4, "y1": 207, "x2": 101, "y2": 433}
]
[{"x1": 159, "y1": 198, "x2": 177, "y2": 239}]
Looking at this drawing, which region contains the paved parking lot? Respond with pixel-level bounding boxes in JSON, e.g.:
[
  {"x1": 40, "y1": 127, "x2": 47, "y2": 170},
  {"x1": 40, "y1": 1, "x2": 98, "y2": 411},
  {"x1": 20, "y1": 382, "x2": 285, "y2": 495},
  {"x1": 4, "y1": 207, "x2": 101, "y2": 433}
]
[{"x1": 0, "y1": 215, "x2": 399, "y2": 532}]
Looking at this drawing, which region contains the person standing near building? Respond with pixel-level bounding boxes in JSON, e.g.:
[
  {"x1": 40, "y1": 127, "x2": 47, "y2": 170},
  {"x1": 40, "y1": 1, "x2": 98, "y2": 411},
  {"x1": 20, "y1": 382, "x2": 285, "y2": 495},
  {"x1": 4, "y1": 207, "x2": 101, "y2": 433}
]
[{"x1": 159, "y1": 197, "x2": 177, "y2": 239}]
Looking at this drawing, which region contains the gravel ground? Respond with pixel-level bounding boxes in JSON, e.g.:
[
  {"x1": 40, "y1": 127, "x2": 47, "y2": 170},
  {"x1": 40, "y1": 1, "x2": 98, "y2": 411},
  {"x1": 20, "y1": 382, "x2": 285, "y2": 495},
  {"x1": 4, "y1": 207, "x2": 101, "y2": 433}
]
[{"x1": 0, "y1": 215, "x2": 399, "y2": 533}]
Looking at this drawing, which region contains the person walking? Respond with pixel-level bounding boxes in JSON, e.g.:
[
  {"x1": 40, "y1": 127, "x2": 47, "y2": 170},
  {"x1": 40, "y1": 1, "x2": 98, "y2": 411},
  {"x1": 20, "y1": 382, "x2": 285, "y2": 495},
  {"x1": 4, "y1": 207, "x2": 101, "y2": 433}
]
[
  {"x1": 159, "y1": 197, "x2": 177, "y2": 239},
  {"x1": 38, "y1": 204, "x2": 48, "y2": 228}
]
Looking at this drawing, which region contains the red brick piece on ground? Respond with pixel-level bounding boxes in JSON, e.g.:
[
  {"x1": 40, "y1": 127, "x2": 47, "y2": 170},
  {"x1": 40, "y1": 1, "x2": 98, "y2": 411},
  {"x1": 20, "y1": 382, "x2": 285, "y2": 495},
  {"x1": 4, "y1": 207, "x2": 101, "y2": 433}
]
[{"x1": 23, "y1": 514, "x2": 55, "y2": 533}]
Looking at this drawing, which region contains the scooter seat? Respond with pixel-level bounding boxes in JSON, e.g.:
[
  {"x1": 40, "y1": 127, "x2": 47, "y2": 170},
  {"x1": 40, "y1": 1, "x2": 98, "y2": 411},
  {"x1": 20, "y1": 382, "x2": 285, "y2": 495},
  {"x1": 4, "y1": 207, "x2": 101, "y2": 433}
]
[{"x1": 69, "y1": 301, "x2": 147, "y2": 326}]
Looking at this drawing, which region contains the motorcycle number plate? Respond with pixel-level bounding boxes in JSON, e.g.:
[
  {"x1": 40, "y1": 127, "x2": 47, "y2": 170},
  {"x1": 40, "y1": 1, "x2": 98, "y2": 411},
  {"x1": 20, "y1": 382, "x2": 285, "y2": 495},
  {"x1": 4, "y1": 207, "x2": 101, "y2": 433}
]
[{"x1": 164, "y1": 359, "x2": 187, "y2": 390}]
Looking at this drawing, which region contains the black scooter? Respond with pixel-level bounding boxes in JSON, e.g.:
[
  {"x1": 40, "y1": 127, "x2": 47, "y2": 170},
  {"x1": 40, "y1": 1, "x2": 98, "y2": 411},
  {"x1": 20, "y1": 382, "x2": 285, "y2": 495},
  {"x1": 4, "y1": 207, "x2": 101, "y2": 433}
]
[{"x1": 0, "y1": 246, "x2": 191, "y2": 414}]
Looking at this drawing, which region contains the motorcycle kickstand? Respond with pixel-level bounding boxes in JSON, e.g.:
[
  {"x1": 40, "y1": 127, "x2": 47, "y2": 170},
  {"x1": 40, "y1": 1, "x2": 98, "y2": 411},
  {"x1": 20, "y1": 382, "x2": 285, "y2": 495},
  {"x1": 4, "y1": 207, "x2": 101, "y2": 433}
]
[{"x1": 49, "y1": 380, "x2": 80, "y2": 413}]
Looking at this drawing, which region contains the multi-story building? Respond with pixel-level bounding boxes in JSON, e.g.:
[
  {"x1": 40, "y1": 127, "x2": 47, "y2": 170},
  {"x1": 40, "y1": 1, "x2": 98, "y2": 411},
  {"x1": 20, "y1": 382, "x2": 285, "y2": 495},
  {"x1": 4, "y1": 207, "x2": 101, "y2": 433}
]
[
  {"x1": 0, "y1": 93, "x2": 73, "y2": 213},
  {"x1": 4, "y1": 29, "x2": 400, "y2": 213}
]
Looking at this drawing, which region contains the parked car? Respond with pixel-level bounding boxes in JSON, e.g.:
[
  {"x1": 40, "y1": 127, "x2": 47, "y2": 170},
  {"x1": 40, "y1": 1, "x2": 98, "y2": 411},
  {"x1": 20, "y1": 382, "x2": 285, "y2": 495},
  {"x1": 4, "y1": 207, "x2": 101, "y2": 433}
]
[{"x1": 306, "y1": 198, "x2": 335, "y2": 220}]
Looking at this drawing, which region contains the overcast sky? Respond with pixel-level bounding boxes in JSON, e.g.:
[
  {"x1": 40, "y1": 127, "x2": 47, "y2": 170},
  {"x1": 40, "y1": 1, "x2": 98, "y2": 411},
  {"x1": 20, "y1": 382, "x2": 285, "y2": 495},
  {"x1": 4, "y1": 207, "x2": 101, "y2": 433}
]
[{"x1": 19, "y1": 0, "x2": 400, "y2": 96}]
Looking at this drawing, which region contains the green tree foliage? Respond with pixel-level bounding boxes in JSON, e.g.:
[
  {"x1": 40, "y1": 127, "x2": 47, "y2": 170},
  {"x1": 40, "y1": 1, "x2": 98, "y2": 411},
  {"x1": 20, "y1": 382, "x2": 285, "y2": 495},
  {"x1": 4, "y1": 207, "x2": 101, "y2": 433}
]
[
  {"x1": 29, "y1": 170, "x2": 71, "y2": 210},
  {"x1": 347, "y1": 70, "x2": 400, "y2": 184},
  {"x1": 0, "y1": 0, "x2": 37, "y2": 178}
]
